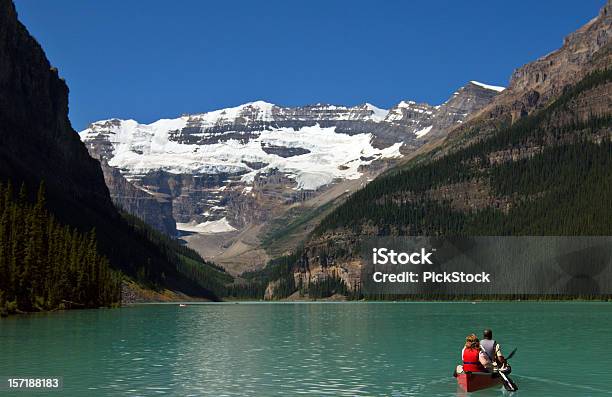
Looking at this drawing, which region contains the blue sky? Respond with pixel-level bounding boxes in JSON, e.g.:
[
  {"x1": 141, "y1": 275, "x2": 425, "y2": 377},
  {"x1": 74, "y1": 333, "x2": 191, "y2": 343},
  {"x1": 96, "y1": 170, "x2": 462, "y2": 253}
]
[{"x1": 14, "y1": 0, "x2": 604, "y2": 131}]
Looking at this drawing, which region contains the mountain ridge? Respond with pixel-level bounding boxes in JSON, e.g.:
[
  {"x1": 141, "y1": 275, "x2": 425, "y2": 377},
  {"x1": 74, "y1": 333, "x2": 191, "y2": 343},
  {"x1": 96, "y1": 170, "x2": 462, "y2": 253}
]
[
  {"x1": 81, "y1": 81, "x2": 502, "y2": 272},
  {"x1": 445, "y1": 0, "x2": 611, "y2": 148}
]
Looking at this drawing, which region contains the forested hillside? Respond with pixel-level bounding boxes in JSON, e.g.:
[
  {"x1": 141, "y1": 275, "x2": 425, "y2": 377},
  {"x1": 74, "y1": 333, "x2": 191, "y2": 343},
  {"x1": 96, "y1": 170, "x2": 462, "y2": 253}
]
[
  {"x1": 121, "y1": 211, "x2": 233, "y2": 299},
  {"x1": 252, "y1": 67, "x2": 611, "y2": 300},
  {"x1": 208, "y1": 1, "x2": 612, "y2": 300},
  {"x1": 0, "y1": 182, "x2": 121, "y2": 314},
  {"x1": 315, "y1": 69, "x2": 612, "y2": 237}
]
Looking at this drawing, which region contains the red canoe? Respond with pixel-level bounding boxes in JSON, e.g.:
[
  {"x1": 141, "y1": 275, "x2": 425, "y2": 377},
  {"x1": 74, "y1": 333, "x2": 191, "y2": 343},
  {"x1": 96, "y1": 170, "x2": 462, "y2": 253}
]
[{"x1": 456, "y1": 371, "x2": 502, "y2": 392}]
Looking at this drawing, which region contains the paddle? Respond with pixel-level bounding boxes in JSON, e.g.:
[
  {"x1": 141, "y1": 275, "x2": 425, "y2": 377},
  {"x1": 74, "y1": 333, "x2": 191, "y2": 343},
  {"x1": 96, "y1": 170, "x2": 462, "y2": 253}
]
[
  {"x1": 499, "y1": 371, "x2": 518, "y2": 391},
  {"x1": 483, "y1": 346, "x2": 519, "y2": 391}
]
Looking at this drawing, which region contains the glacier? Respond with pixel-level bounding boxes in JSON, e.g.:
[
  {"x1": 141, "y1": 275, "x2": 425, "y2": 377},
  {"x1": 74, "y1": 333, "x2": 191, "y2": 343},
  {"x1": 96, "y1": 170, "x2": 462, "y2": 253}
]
[{"x1": 80, "y1": 115, "x2": 402, "y2": 192}]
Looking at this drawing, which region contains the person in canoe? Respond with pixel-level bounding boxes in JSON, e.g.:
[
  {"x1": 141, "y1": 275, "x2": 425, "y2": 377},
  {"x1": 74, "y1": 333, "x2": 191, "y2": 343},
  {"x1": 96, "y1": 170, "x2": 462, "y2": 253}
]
[
  {"x1": 481, "y1": 328, "x2": 512, "y2": 374},
  {"x1": 481, "y1": 329, "x2": 506, "y2": 367},
  {"x1": 461, "y1": 334, "x2": 492, "y2": 373}
]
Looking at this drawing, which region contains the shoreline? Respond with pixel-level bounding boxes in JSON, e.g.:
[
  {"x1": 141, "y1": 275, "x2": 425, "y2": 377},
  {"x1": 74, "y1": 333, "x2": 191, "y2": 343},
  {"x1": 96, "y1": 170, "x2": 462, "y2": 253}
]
[
  {"x1": 138, "y1": 298, "x2": 612, "y2": 304},
  {"x1": 3, "y1": 298, "x2": 610, "y2": 319},
  {"x1": 121, "y1": 280, "x2": 211, "y2": 304}
]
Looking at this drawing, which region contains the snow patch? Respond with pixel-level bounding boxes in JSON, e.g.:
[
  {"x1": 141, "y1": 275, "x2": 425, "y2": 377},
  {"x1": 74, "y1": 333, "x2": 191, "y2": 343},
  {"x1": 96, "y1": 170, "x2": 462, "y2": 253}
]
[
  {"x1": 176, "y1": 217, "x2": 236, "y2": 234},
  {"x1": 469, "y1": 81, "x2": 505, "y2": 92},
  {"x1": 415, "y1": 125, "x2": 433, "y2": 138}
]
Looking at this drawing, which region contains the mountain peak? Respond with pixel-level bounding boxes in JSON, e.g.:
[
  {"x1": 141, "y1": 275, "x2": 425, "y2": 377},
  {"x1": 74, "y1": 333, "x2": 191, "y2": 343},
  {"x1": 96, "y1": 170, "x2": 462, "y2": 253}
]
[
  {"x1": 363, "y1": 103, "x2": 389, "y2": 121},
  {"x1": 242, "y1": 100, "x2": 276, "y2": 109}
]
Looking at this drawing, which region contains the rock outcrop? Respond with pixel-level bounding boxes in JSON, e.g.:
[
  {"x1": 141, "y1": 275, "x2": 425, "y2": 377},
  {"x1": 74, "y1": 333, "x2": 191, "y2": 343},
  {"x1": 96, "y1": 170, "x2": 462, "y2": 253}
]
[
  {"x1": 509, "y1": 1, "x2": 611, "y2": 107},
  {"x1": 464, "y1": 0, "x2": 611, "y2": 127},
  {"x1": 100, "y1": 163, "x2": 177, "y2": 236},
  {"x1": 382, "y1": 81, "x2": 502, "y2": 146}
]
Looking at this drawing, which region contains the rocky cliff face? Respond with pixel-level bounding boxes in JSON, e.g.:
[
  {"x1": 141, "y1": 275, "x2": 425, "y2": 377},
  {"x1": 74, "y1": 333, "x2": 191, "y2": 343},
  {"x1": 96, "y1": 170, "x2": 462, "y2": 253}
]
[
  {"x1": 509, "y1": 1, "x2": 610, "y2": 106},
  {"x1": 0, "y1": 0, "x2": 114, "y2": 220},
  {"x1": 81, "y1": 82, "x2": 501, "y2": 257},
  {"x1": 382, "y1": 81, "x2": 503, "y2": 146},
  {"x1": 100, "y1": 163, "x2": 177, "y2": 236},
  {"x1": 459, "y1": 0, "x2": 611, "y2": 129}
]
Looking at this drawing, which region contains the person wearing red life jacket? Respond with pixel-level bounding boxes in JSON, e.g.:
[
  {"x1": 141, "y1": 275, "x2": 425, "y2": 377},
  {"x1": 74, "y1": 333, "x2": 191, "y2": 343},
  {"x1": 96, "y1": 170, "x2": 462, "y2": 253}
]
[{"x1": 461, "y1": 334, "x2": 491, "y2": 373}]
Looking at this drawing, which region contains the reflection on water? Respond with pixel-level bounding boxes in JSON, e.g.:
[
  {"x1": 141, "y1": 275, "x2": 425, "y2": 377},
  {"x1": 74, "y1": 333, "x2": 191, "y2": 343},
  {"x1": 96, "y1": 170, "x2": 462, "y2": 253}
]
[{"x1": 1, "y1": 302, "x2": 612, "y2": 396}]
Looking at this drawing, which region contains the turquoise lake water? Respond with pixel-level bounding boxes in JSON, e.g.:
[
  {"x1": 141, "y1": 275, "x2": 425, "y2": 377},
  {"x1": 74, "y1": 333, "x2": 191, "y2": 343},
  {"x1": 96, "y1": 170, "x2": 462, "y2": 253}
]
[{"x1": 1, "y1": 302, "x2": 611, "y2": 396}]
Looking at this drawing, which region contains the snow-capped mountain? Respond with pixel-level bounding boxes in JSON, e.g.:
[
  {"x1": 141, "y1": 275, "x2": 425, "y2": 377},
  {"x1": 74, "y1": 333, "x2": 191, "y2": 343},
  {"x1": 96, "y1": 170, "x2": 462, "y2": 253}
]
[
  {"x1": 80, "y1": 81, "x2": 502, "y2": 272},
  {"x1": 81, "y1": 108, "x2": 403, "y2": 191}
]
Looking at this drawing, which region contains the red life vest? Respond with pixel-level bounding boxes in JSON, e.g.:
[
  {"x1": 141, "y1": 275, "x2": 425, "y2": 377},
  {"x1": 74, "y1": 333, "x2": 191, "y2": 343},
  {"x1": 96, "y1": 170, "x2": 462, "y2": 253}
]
[{"x1": 462, "y1": 347, "x2": 484, "y2": 372}]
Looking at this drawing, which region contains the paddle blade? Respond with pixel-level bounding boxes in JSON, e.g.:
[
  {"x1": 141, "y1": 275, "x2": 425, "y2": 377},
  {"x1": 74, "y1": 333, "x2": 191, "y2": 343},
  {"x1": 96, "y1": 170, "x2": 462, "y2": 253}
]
[
  {"x1": 506, "y1": 348, "x2": 517, "y2": 360},
  {"x1": 500, "y1": 372, "x2": 519, "y2": 392}
]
